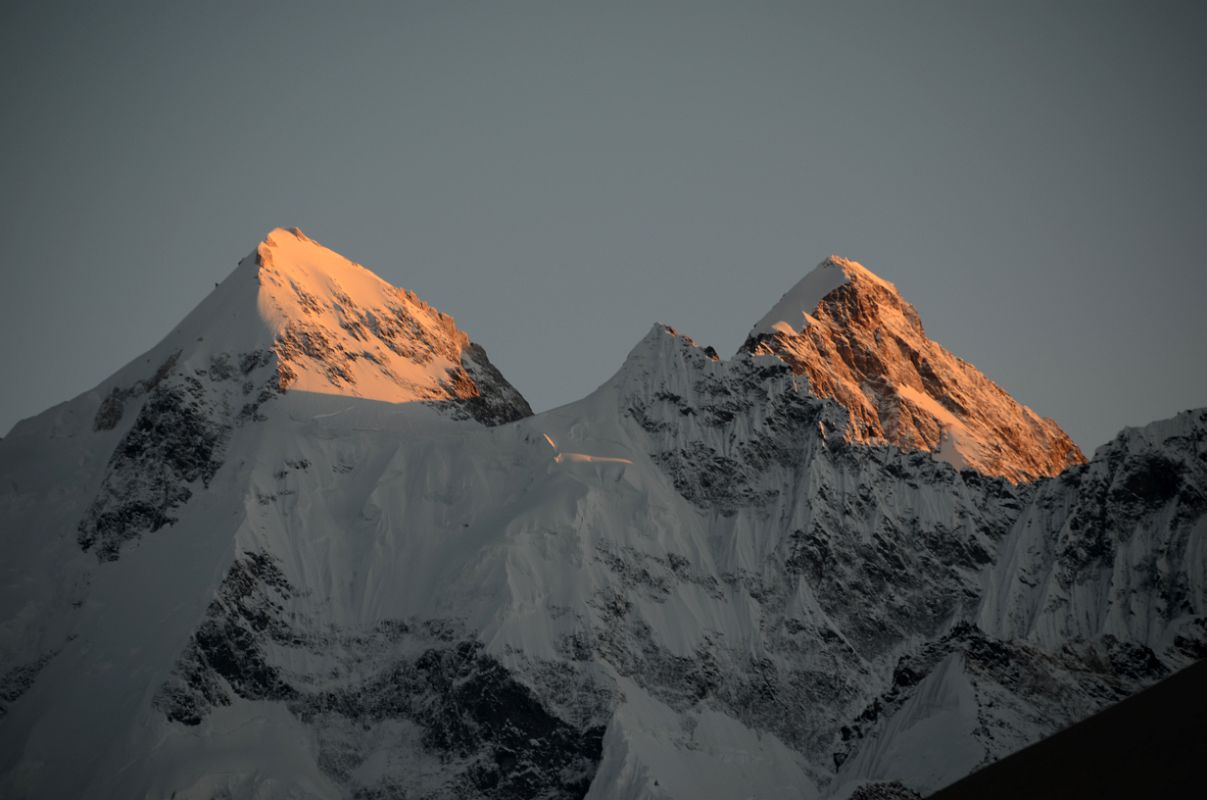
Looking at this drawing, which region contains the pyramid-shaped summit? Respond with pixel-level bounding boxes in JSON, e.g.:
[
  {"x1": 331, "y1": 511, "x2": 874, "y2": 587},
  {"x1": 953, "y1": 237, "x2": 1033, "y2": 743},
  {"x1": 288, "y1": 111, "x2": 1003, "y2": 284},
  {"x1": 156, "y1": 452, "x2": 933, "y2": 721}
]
[
  {"x1": 246, "y1": 228, "x2": 531, "y2": 424},
  {"x1": 59, "y1": 228, "x2": 531, "y2": 561},
  {"x1": 742, "y1": 256, "x2": 1085, "y2": 482},
  {"x1": 91, "y1": 227, "x2": 531, "y2": 432}
]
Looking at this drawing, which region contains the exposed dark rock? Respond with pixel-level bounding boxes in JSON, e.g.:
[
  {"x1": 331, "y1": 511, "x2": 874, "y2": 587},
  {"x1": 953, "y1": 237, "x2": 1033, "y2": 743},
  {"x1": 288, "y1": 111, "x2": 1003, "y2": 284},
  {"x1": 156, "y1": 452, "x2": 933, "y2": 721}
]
[
  {"x1": 155, "y1": 553, "x2": 603, "y2": 799},
  {"x1": 78, "y1": 380, "x2": 227, "y2": 560},
  {"x1": 154, "y1": 552, "x2": 298, "y2": 724},
  {"x1": 0, "y1": 652, "x2": 56, "y2": 720},
  {"x1": 79, "y1": 348, "x2": 284, "y2": 561},
  {"x1": 450, "y1": 343, "x2": 534, "y2": 427},
  {"x1": 300, "y1": 641, "x2": 603, "y2": 800},
  {"x1": 851, "y1": 782, "x2": 923, "y2": 800},
  {"x1": 92, "y1": 351, "x2": 181, "y2": 432}
]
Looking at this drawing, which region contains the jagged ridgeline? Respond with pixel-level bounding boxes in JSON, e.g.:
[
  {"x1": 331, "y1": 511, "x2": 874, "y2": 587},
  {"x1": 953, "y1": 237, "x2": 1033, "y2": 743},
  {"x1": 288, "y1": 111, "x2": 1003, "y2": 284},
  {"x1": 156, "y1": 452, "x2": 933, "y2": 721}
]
[{"x1": 0, "y1": 232, "x2": 1202, "y2": 799}]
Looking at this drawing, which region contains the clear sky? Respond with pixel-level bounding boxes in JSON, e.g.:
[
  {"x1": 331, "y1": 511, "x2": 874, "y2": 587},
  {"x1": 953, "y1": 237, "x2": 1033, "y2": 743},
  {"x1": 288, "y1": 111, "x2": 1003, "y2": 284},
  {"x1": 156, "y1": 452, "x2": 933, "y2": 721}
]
[{"x1": 2, "y1": 1, "x2": 1204, "y2": 451}]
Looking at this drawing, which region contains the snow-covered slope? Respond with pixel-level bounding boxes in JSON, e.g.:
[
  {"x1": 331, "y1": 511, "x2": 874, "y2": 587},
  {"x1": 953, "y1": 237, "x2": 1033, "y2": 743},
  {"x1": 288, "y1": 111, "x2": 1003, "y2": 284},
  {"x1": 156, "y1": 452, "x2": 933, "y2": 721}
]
[
  {"x1": 928, "y1": 657, "x2": 1207, "y2": 799},
  {"x1": 0, "y1": 235, "x2": 1201, "y2": 800},
  {"x1": 743, "y1": 257, "x2": 1085, "y2": 483},
  {"x1": 251, "y1": 227, "x2": 530, "y2": 423},
  {"x1": 84, "y1": 226, "x2": 530, "y2": 436}
]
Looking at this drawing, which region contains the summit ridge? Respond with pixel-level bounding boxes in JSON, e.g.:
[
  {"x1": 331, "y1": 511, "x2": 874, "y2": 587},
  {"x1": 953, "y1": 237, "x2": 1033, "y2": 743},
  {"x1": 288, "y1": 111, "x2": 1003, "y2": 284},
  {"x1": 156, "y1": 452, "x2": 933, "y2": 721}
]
[
  {"x1": 742, "y1": 257, "x2": 1085, "y2": 482},
  {"x1": 77, "y1": 227, "x2": 533, "y2": 436},
  {"x1": 247, "y1": 227, "x2": 531, "y2": 421}
]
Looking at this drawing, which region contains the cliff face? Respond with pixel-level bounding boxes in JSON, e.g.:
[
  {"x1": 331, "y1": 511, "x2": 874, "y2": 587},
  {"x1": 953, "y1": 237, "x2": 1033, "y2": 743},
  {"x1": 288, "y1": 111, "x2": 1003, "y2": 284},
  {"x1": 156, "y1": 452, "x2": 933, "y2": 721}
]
[{"x1": 743, "y1": 257, "x2": 1085, "y2": 483}]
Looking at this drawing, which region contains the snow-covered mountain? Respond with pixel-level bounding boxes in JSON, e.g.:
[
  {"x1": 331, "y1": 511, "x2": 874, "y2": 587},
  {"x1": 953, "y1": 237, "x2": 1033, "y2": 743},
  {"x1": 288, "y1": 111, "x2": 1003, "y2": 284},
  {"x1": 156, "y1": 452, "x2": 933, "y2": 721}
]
[
  {"x1": 0, "y1": 233, "x2": 1201, "y2": 800},
  {"x1": 743, "y1": 257, "x2": 1085, "y2": 483}
]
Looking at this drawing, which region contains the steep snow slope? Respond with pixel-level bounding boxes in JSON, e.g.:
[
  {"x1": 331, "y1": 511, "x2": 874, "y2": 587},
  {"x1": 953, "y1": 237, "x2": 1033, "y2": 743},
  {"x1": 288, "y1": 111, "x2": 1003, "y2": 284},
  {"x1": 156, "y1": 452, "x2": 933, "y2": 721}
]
[
  {"x1": 980, "y1": 410, "x2": 1207, "y2": 651},
  {"x1": 928, "y1": 657, "x2": 1207, "y2": 799},
  {"x1": 742, "y1": 257, "x2": 1085, "y2": 482},
  {"x1": 251, "y1": 228, "x2": 530, "y2": 423},
  {"x1": 82, "y1": 226, "x2": 530, "y2": 437},
  {"x1": 820, "y1": 406, "x2": 1206, "y2": 797},
  {"x1": 0, "y1": 227, "x2": 530, "y2": 766},
  {"x1": 0, "y1": 235, "x2": 1201, "y2": 800}
]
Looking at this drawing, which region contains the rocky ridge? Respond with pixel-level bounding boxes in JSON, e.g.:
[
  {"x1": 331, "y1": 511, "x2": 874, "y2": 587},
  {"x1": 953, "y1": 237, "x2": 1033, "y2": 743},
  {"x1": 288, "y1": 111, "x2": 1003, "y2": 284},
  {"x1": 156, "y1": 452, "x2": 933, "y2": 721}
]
[{"x1": 742, "y1": 257, "x2": 1085, "y2": 482}]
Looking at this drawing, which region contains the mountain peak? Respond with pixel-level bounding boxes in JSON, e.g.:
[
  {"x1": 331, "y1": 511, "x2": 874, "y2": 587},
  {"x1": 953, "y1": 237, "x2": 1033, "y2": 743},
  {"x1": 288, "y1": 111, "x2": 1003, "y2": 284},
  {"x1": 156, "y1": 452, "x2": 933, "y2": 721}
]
[
  {"x1": 81, "y1": 229, "x2": 532, "y2": 433},
  {"x1": 747, "y1": 255, "x2": 895, "y2": 339},
  {"x1": 743, "y1": 257, "x2": 1084, "y2": 482},
  {"x1": 252, "y1": 226, "x2": 419, "y2": 315},
  {"x1": 246, "y1": 228, "x2": 531, "y2": 423}
]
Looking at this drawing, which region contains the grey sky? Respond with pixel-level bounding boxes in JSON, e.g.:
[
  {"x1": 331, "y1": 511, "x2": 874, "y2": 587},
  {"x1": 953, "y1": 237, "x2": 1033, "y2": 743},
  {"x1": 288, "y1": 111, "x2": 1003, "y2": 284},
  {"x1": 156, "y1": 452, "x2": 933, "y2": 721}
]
[{"x1": 2, "y1": 1, "x2": 1204, "y2": 451}]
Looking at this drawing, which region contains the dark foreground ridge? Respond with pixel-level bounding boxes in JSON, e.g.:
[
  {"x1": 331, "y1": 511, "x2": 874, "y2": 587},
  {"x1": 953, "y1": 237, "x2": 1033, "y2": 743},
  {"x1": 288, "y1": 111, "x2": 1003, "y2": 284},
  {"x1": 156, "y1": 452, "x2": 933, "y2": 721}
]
[{"x1": 928, "y1": 657, "x2": 1207, "y2": 799}]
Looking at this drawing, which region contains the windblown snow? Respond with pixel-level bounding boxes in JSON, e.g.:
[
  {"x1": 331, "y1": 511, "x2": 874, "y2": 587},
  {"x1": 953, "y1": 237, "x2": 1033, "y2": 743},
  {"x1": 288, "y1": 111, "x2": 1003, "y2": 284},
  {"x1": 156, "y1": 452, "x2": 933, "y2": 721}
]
[{"x1": 0, "y1": 232, "x2": 1202, "y2": 800}]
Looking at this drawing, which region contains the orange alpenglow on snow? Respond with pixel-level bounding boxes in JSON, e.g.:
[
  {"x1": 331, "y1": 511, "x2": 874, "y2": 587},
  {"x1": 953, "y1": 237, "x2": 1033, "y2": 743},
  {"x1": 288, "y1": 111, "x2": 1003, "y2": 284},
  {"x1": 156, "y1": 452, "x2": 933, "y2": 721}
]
[
  {"x1": 742, "y1": 256, "x2": 1086, "y2": 482},
  {"x1": 252, "y1": 228, "x2": 531, "y2": 424},
  {"x1": 154, "y1": 227, "x2": 533, "y2": 426},
  {"x1": 252, "y1": 227, "x2": 474, "y2": 401}
]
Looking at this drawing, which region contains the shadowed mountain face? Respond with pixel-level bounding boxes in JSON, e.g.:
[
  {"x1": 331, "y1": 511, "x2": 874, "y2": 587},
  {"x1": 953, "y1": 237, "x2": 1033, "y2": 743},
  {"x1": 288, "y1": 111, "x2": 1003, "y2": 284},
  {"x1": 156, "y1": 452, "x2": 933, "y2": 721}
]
[
  {"x1": 0, "y1": 233, "x2": 1200, "y2": 800},
  {"x1": 743, "y1": 257, "x2": 1085, "y2": 482},
  {"x1": 927, "y1": 658, "x2": 1207, "y2": 800}
]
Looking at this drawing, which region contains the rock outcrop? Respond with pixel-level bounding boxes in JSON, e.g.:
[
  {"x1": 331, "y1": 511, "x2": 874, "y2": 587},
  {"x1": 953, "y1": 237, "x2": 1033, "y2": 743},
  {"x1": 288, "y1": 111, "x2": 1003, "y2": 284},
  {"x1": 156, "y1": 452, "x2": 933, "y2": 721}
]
[{"x1": 742, "y1": 257, "x2": 1084, "y2": 482}]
